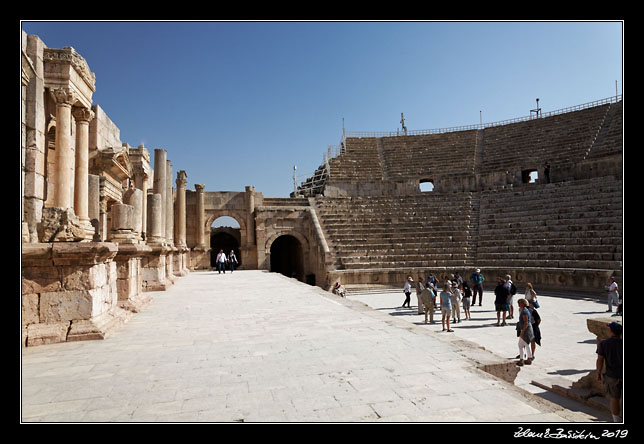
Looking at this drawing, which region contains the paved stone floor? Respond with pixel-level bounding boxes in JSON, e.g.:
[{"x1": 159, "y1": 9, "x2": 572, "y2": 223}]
[{"x1": 21, "y1": 270, "x2": 617, "y2": 423}]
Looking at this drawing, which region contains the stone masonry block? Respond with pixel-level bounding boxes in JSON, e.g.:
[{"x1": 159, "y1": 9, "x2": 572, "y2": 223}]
[
  {"x1": 39, "y1": 290, "x2": 93, "y2": 323},
  {"x1": 22, "y1": 293, "x2": 39, "y2": 325}
]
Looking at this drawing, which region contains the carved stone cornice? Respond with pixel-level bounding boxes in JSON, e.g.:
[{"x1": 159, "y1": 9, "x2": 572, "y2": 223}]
[{"x1": 43, "y1": 47, "x2": 96, "y2": 92}]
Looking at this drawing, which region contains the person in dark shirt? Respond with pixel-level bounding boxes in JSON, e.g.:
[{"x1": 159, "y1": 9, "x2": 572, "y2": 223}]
[
  {"x1": 596, "y1": 322, "x2": 623, "y2": 422},
  {"x1": 494, "y1": 278, "x2": 510, "y2": 326}
]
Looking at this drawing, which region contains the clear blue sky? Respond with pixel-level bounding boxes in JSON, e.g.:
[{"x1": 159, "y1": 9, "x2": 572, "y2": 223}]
[{"x1": 21, "y1": 21, "x2": 623, "y2": 198}]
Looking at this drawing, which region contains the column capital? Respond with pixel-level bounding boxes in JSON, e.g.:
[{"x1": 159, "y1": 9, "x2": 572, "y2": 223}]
[
  {"x1": 195, "y1": 184, "x2": 205, "y2": 193},
  {"x1": 50, "y1": 87, "x2": 78, "y2": 106},
  {"x1": 72, "y1": 106, "x2": 95, "y2": 123},
  {"x1": 176, "y1": 170, "x2": 188, "y2": 188}
]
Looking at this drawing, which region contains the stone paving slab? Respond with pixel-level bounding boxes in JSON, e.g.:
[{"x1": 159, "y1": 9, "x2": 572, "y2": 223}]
[{"x1": 21, "y1": 270, "x2": 613, "y2": 423}]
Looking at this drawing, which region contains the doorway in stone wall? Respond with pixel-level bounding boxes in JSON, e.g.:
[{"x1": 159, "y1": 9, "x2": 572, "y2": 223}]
[
  {"x1": 270, "y1": 234, "x2": 304, "y2": 280},
  {"x1": 210, "y1": 216, "x2": 242, "y2": 268}
]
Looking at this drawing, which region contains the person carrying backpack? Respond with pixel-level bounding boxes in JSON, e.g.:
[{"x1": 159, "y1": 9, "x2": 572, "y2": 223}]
[
  {"x1": 505, "y1": 275, "x2": 517, "y2": 320},
  {"x1": 470, "y1": 269, "x2": 485, "y2": 306}
]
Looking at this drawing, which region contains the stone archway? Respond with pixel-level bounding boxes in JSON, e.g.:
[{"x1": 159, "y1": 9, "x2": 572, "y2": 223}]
[
  {"x1": 269, "y1": 234, "x2": 304, "y2": 280},
  {"x1": 210, "y1": 227, "x2": 242, "y2": 268}
]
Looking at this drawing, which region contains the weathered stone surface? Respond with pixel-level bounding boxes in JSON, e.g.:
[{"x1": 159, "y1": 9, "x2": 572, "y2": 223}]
[
  {"x1": 37, "y1": 207, "x2": 86, "y2": 242},
  {"x1": 22, "y1": 293, "x2": 40, "y2": 325},
  {"x1": 25, "y1": 322, "x2": 69, "y2": 346},
  {"x1": 39, "y1": 289, "x2": 93, "y2": 323}
]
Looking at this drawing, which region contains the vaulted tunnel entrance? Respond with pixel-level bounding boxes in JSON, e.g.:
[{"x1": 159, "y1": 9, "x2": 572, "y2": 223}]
[
  {"x1": 270, "y1": 235, "x2": 303, "y2": 280},
  {"x1": 210, "y1": 217, "x2": 242, "y2": 268}
]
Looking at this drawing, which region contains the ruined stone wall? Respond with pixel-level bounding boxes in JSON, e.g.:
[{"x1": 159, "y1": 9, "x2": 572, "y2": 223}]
[{"x1": 21, "y1": 31, "x2": 190, "y2": 347}]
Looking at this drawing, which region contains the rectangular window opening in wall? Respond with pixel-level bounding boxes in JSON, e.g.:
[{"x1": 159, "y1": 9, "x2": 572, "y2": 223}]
[
  {"x1": 420, "y1": 180, "x2": 434, "y2": 192},
  {"x1": 522, "y1": 170, "x2": 539, "y2": 184}
]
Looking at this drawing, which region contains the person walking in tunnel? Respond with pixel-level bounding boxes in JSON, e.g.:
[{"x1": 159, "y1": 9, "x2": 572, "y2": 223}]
[
  {"x1": 228, "y1": 250, "x2": 238, "y2": 272},
  {"x1": 216, "y1": 249, "x2": 228, "y2": 274}
]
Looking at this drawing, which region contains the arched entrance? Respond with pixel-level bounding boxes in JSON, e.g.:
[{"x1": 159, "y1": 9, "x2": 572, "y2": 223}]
[
  {"x1": 210, "y1": 217, "x2": 242, "y2": 268},
  {"x1": 270, "y1": 234, "x2": 304, "y2": 280}
]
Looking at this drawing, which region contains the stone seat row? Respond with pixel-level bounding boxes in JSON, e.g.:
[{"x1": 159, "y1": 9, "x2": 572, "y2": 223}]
[
  {"x1": 320, "y1": 215, "x2": 472, "y2": 225},
  {"x1": 479, "y1": 216, "x2": 621, "y2": 231},
  {"x1": 477, "y1": 258, "x2": 619, "y2": 271},
  {"x1": 479, "y1": 188, "x2": 621, "y2": 207},
  {"x1": 339, "y1": 259, "x2": 471, "y2": 270},
  {"x1": 477, "y1": 237, "x2": 622, "y2": 250},
  {"x1": 477, "y1": 250, "x2": 620, "y2": 262},
  {"x1": 326, "y1": 233, "x2": 473, "y2": 244},
  {"x1": 479, "y1": 205, "x2": 622, "y2": 220}
]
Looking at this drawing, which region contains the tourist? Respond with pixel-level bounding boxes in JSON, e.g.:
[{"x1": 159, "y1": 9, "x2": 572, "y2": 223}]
[
  {"x1": 515, "y1": 298, "x2": 534, "y2": 366},
  {"x1": 596, "y1": 322, "x2": 623, "y2": 422},
  {"x1": 494, "y1": 278, "x2": 509, "y2": 326},
  {"x1": 228, "y1": 250, "x2": 238, "y2": 273},
  {"x1": 426, "y1": 275, "x2": 438, "y2": 312},
  {"x1": 402, "y1": 277, "x2": 413, "y2": 308},
  {"x1": 416, "y1": 276, "x2": 425, "y2": 315},
  {"x1": 505, "y1": 274, "x2": 517, "y2": 320},
  {"x1": 606, "y1": 276, "x2": 620, "y2": 313},
  {"x1": 450, "y1": 282, "x2": 462, "y2": 323},
  {"x1": 440, "y1": 284, "x2": 453, "y2": 332},
  {"x1": 332, "y1": 281, "x2": 346, "y2": 297},
  {"x1": 528, "y1": 299, "x2": 542, "y2": 359},
  {"x1": 525, "y1": 283, "x2": 539, "y2": 308},
  {"x1": 421, "y1": 280, "x2": 435, "y2": 324},
  {"x1": 216, "y1": 249, "x2": 227, "y2": 274},
  {"x1": 426, "y1": 275, "x2": 438, "y2": 309},
  {"x1": 470, "y1": 268, "x2": 485, "y2": 306},
  {"x1": 454, "y1": 272, "x2": 463, "y2": 287},
  {"x1": 462, "y1": 281, "x2": 472, "y2": 320}
]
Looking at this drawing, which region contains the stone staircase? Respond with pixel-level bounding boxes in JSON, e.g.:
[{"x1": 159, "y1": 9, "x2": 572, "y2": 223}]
[
  {"x1": 327, "y1": 138, "x2": 385, "y2": 184},
  {"x1": 584, "y1": 101, "x2": 622, "y2": 160},
  {"x1": 476, "y1": 177, "x2": 623, "y2": 271},
  {"x1": 315, "y1": 193, "x2": 477, "y2": 271},
  {"x1": 479, "y1": 104, "x2": 611, "y2": 173},
  {"x1": 380, "y1": 130, "x2": 478, "y2": 180}
]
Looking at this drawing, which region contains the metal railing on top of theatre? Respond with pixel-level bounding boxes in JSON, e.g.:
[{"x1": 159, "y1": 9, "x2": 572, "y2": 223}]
[
  {"x1": 344, "y1": 95, "x2": 622, "y2": 139},
  {"x1": 292, "y1": 94, "x2": 622, "y2": 196}
]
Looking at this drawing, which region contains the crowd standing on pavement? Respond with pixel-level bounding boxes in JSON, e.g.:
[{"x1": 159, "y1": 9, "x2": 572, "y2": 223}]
[{"x1": 399, "y1": 270, "x2": 620, "y2": 372}]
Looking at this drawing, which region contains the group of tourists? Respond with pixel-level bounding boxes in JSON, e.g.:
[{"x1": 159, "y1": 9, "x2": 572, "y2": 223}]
[
  {"x1": 214, "y1": 249, "x2": 239, "y2": 274},
  {"x1": 400, "y1": 269, "x2": 623, "y2": 422},
  {"x1": 404, "y1": 270, "x2": 542, "y2": 344},
  {"x1": 405, "y1": 269, "x2": 490, "y2": 332}
]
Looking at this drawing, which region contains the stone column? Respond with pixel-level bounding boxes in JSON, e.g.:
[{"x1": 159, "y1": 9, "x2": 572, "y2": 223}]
[
  {"x1": 51, "y1": 88, "x2": 77, "y2": 210},
  {"x1": 124, "y1": 187, "x2": 143, "y2": 241},
  {"x1": 88, "y1": 174, "x2": 100, "y2": 241},
  {"x1": 146, "y1": 193, "x2": 164, "y2": 244},
  {"x1": 175, "y1": 170, "x2": 188, "y2": 248},
  {"x1": 195, "y1": 184, "x2": 206, "y2": 249},
  {"x1": 245, "y1": 185, "x2": 256, "y2": 246},
  {"x1": 72, "y1": 106, "x2": 95, "y2": 235},
  {"x1": 133, "y1": 165, "x2": 148, "y2": 240},
  {"x1": 109, "y1": 203, "x2": 137, "y2": 244},
  {"x1": 153, "y1": 149, "x2": 167, "y2": 242},
  {"x1": 165, "y1": 160, "x2": 174, "y2": 245}
]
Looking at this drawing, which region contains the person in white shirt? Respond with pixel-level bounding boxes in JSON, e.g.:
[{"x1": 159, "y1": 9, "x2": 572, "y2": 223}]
[
  {"x1": 606, "y1": 276, "x2": 620, "y2": 313},
  {"x1": 505, "y1": 275, "x2": 516, "y2": 320},
  {"x1": 216, "y1": 249, "x2": 228, "y2": 274},
  {"x1": 402, "y1": 277, "x2": 413, "y2": 308}
]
